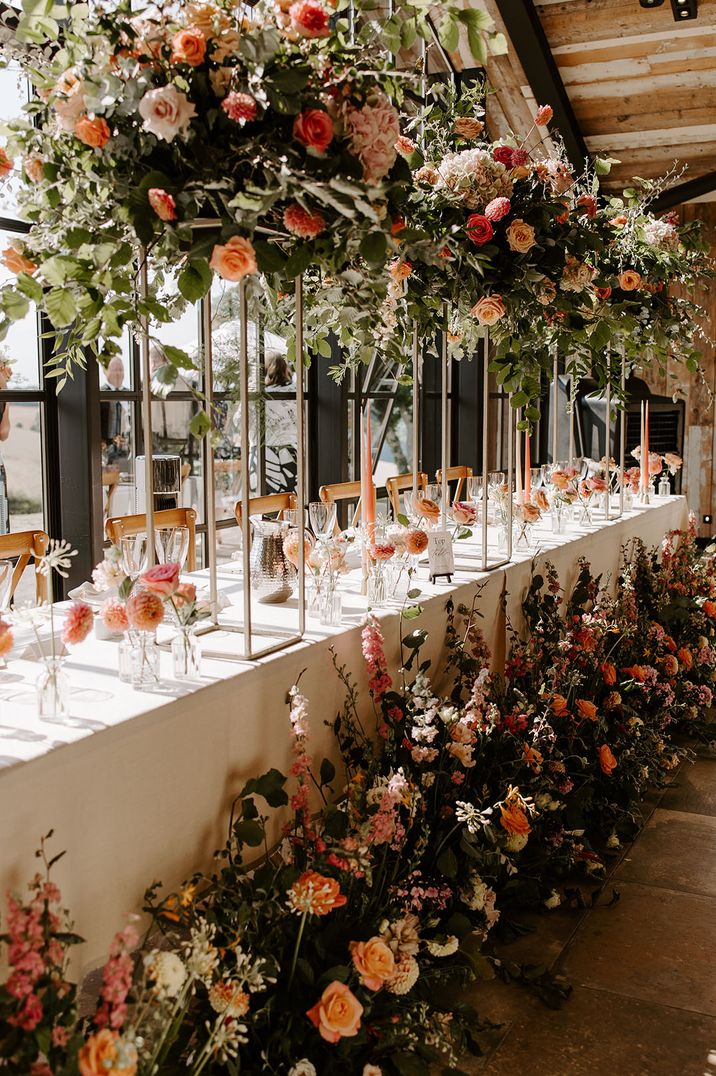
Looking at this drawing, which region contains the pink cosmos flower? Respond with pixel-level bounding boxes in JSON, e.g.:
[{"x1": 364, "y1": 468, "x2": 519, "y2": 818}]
[
  {"x1": 126, "y1": 589, "x2": 164, "y2": 631},
  {"x1": 148, "y1": 188, "x2": 176, "y2": 221},
  {"x1": 101, "y1": 597, "x2": 129, "y2": 634},
  {"x1": 289, "y1": 0, "x2": 331, "y2": 37},
  {"x1": 283, "y1": 203, "x2": 326, "y2": 239},
  {"x1": 534, "y1": 104, "x2": 553, "y2": 126},
  {"x1": 222, "y1": 92, "x2": 258, "y2": 124},
  {"x1": 62, "y1": 601, "x2": 93, "y2": 646},
  {"x1": 140, "y1": 561, "x2": 180, "y2": 596}
]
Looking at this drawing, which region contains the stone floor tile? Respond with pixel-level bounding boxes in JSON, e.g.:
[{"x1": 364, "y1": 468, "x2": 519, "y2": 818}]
[
  {"x1": 660, "y1": 757, "x2": 716, "y2": 818},
  {"x1": 480, "y1": 985, "x2": 716, "y2": 1076},
  {"x1": 559, "y1": 881, "x2": 716, "y2": 1016},
  {"x1": 613, "y1": 808, "x2": 716, "y2": 897}
]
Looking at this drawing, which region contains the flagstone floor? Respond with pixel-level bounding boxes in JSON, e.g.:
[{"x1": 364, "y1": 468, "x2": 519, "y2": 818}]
[{"x1": 467, "y1": 746, "x2": 716, "y2": 1076}]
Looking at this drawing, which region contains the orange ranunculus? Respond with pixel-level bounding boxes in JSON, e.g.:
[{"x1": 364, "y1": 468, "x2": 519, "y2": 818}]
[
  {"x1": 500, "y1": 801, "x2": 531, "y2": 836},
  {"x1": 575, "y1": 698, "x2": 598, "y2": 721},
  {"x1": 79, "y1": 1030, "x2": 137, "y2": 1076},
  {"x1": 1, "y1": 246, "x2": 37, "y2": 275},
  {"x1": 209, "y1": 235, "x2": 257, "y2": 282},
  {"x1": 601, "y1": 661, "x2": 617, "y2": 686},
  {"x1": 703, "y1": 600, "x2": 716, "y2": 617},
  {"x1": 350, "y1": 936, "x2": 395, "y2": 990},
  {"x1": 307, "y1": 980, "x2": 363, "y2": 1043},
  {"x1": 618, "y1": 269, "x2": 641, "y2": 292},
  {"x1": 550, "y1": 693, "x2": 569, "y2": 718},
  {"x1": 287, "y1": 871, "x2": 347, "y2": 916},
  {"x1": 677, "y1": 647, "x2": 693, "y2": 670},
  {"x1": 75, "y1": 114, "x2": 110, "y2": 148},
  {"x1": 598, "y1": 744, "x2": 617, "y2": 776},
  {"x1": 171, "y1": 27, "x2": 207, "y2": 66},
  {"x1": 622, "y1": 665, "x2": 646, "y2": 682}
]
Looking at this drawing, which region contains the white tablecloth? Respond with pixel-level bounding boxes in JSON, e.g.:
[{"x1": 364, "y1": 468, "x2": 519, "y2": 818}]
[{"x1": 0, "y1": 497, "x2": 689, "y2": 972}]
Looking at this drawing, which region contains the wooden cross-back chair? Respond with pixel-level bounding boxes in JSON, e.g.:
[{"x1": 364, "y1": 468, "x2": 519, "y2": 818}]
[
  {"x1": 105, "y1": 508, "x2": 198, "y2": 572},
  {"x1": 234, "y1": 493, "x2": 298, "y2": 529},
  {"x1": 435, "y1": 466, "x2": 473, "y2": 503},
  {"x1": 385, "y1": 472, "x2": 428, "y2": 520},
  {"x1": 0, "y1": 530, "x2": 49, "y2": 605}
]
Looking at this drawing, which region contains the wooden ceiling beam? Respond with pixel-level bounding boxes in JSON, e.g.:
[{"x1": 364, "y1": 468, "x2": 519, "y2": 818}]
[
  {"x1": 536, "y1": 0, "x2": 716, "y2": 48},
  {"x1": 579, "y1": 104, "x2": 716, "y2": 136}
]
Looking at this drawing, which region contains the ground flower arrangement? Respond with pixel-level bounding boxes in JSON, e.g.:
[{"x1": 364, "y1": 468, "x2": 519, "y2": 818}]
[{"x1": 1, "y1": 526, "x2": 714, "y2": 1074}]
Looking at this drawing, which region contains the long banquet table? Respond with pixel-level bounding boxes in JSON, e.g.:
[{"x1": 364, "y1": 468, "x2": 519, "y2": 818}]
[{"x1": 0, "y1": 496, "x2": 689, "y2": 973}]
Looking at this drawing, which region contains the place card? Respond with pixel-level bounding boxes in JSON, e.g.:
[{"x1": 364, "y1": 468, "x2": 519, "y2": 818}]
[{"x1": 427, "y1": 529, "x2": 455, "y2": 584}]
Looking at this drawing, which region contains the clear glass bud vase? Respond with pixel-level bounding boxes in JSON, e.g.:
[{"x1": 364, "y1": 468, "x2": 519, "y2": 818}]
[
  {"x1": 36, "y1": 657, "x2": 70, "y2": 723},
  {"x1": 131, "y1": 631, "x2": 160, "y2": 690},
  {"x1": 367, "y1": 561, "x2": 387, "y2": 608},
  {"x1": 172, "y1": 630, "x2": 202, "y2": 682}
]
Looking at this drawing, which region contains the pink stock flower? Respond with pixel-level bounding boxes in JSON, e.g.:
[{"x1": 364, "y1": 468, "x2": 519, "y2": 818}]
[
  {"x1": 283, "y1": 203, "x2": 326, "y2": 239},
  {"x1": 140, "y1": 561, "x2": 180, "y2": 596},
  {"x1": 101, "y1": 597, "x2": 129, "y2": 634},
  {"x1": 289, "y1": 0, "x2": 331, "y2": 37},
  {"x1": 148, "y1": 188, "x2": 177, "y2": 221},
  {"x1": 9, "y1": 992, "x2": 43, "y2": 1031},
  {"x1": 95, "y1": 922, "x2": 138, "y2": 1030},
  {"x1": 534, "y1": 104, "x2": 553, "y2": 126},
  {"x1": 222, "y1": 91, "x2": 258, "y2": 123},
  {"x1": 362, "y1": 616, "x2": 392, "y2": 700},
  {"x1": 126, "y1": 589, "x2": 164, "y2": 631},
  {"x1": 62, "y1": 601, "x2": 93, "y2": 646}
]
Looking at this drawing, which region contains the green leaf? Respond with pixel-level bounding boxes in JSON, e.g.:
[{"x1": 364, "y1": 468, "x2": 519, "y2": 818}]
[
  {"x1": 403, "y1": 628, "x2": 428, "y2": 650},
  {"x1": 189, "y1": 410, "x2": 212, "y2": 438},
  {"x1": 15, "y1": 272, "x2": 43, "y2": 304},
  {"x1": 402, "y1": 604, "x2": 423, "y2": 620},
  {"x1": 595, "y1": 156, "x2": 620, "y2": 176},
  {"x1": 2, "y1": 289, "x2": 30, "y2": 321},
  {"x1": 437, "y1": 847, "x2": 458, "y2": 878},
  {"x1": 284, "y1": 243, "x2": 315, "y2": 278},
  {"x1": 233, "y1": 820, "x2": 264, "y2": 847},
  {"x1": 359, "y1": 230, "x2": 387, "y2": 265},
  {"x1": 407, "y1": 588, "x2": 422, "y2": 599},
  {"x1": 178, "y1": 259, "x2": 212, "y2": 302},
  {"x1": 45, "y1": 287, "x2": 77, "y2": 328},
  {"x1": 438, "y1": 12, "x2": 460, "y2": 53},
  {"x1": 319, "y1": 758, "x2": 336, "y2": 786},
  {"x1": 254, "y1": 239, "x2": 288, "y2": 275}
]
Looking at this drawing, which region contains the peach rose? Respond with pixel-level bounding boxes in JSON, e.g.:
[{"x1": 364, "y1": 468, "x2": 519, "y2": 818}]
[
  {"x1": 126, "y1": 589, "x2": 165, "y2": 631},
  {"x1": 601, "y1": 661, "x2": 617, "y2": 686},
  {"x1": 550, "y1": 469, "x2": 570, "y2": 491},
  {"x1": 306, "y1": 981, "x2": 363, "y2": 1043},
  {"x1": 470, "y1": 294, "x2": 505, "y2": 326},
  {"x1": 0, "y1": 619, "x2": 13, "y2": 658},
  {"x1": 350, "y1": 936, "x2": 395, "y2": 990},
  {"x1": 575, "y1": 698, "x2": 597, "y2": 721},
  {"x1": 75, "y1": 115, "x2": 110, "y2": 148},
  {"x1": 0, "y1": 147, "x2": 12, "y2": 177},
  {"x1": 416, "y1": 497, "x2": 440, "y2": 521},
  {"x1": 1, "y1": 246, "x2": 37, "y2": 275},
  {"x1": 500, "y1": 801, "x2": 531, "y2": 836},
  {"x1": 79, "y1": 1030, "x2": 137, "y2": 1076},
  {"x1": 141, "y1": 562, "x2": 180, "y2": 597},
  {"x1": 171, "y1": 27, "x2": 207, "y2": 65},
  {"x1": 598, "y1": 744, "x2": 617, "y2": 776},
  {"x1": 550, "y1": 693, "x2": 569, "y2": 717},
  {"x1": 293, "y1": 108, "x2": 334, "y2": 153},
  {"x1": 23, "y1": 155, "x2": 44, "y2": 182},
  {"x1": 53, "y1": 68, "x2": 85, "y2": 132},
  {"x1": 395, "y1": 135, "x2": 416, "y2": 155},
  {"x1": 506, "y1": 218, "x2": 536, "y2": 254},
  {"x1": 454, "y1": 117, "x2": 483, "y2": 138},
  {"x1": 138, "y1": 84, "x2": 196, "y2": 142},
  {"x1": 173, "y1": 582, "x2": 197, "y2": 607},
  {"x1": 533, "y1": 489, "x2": 549, "y2": 512},
  {"x1": 405, "y1": 529, "x2": 428, "y2": 555},
  {"x1": 283, "y1": 529, "x2": 313, "y2": 568},
  {"x1": 618, "y1": 270, "x2": 641, "y2": 291},
  {"x1": 209, "y1": 235, "x2": 257, "y2": 281},
  {"x1": 451, "y1": 501, "x2": 476, "y2": 526},
  {"x1": 148, "y1": 188, "x2": 177, "y2": 222}
]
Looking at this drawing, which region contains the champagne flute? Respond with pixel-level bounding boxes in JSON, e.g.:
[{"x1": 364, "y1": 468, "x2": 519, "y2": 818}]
[{"x1": 309, "y1": 501, "x2": 337, "y2": 541}]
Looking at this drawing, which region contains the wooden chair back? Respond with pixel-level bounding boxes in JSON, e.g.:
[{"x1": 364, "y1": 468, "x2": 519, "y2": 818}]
[
  {"x1": 105, "y1": 508, "x2": 198, "y2": 572},
  {"x1": 318, "y1": 480, "x2": 363, "y2": 532},
  {"x1": 435, "y1": 465, "x2": 473, "y2": 503},
  {"x1": 0, "y1": 530, "x2": 49, "y2": 605},
  {"x1": 234, "y1": 493, "x2": 297, "y2": 529},
  {"x1": 385, "y1": 472, "x2": 428, "y2": 520},
  {"x1": 101, "y1": 467, "x2": 120, "y2": 522}
]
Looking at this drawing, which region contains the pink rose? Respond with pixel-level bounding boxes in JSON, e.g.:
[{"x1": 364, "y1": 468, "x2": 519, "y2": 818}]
[
  {"x1": 470, "y1": 294, "x2": 506, "y2": 325},
  {"x1": 209, "y1": 235, "x2": 258, "y2": 281},
  {"x1": 283, "y1": 203, "x2": 326, "y2": 239},
  {"x1": 484, "y1": 196, "x2": 511, "y2": 221},
  {"x1": 222, "y1": 92, "x2": 258, "y2": 124},
  {"x1": 465, "y1": 213, "x2": 494, "y2": 246},
  {"x1": 293, "y1": 108, "x2": 334, "y2": 153},
  {"x1": 350, "y1": 937, "x2": 395, "y2": 990},
  {"x1": 62, "y1": 602, "x2": 93, "y2": 646},
  {"x1": 126, "y1": 589, "x2": 164, "y2": 632},
  {"x1": 140, "y1": 562, "x2": 180, "y2": 596},
  {"x1": 306, "y1": 981, "x2": 363, "y2": 1043},
  {"x1": 138, "y1": 85, "x2": 196, "y2": 142},
  {"x1": 534, "y1": 104, "x2": 553, "y2": 126},
  {"x1": 289, "y1": 0, "x2": 331, "y2": 37},
  {"x1": 148, "y1": 188, "x2": 177, "y2": 222},
  {"x1": 492, "y1": 145, "x2": 514, "y2": 166},
  {"x1": 451, "y1": 501, "x2": 476, "y2": 525},
  {"x1": 101, "y1": 597, "x2": 129, "y2": 634}
]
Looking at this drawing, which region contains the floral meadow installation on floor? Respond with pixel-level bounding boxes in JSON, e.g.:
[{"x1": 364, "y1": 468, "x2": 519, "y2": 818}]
[{"x1": 2, "y1": 521, "x2": 714, "y2": 1075}]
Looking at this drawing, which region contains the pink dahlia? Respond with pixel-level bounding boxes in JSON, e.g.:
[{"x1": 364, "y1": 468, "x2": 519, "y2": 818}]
[
  {"x1": 283, "y1": 203, "x2": 326, "y2": 239},
  {"x1": 484, "y1": 196, "x2": 511, "y2": 222},
  {"x1": 222, "y1": 92, "x2": 257, "y2": 124},
  {"x1": 126, "y1": 589, "x2": 165, "y2": 632},
  {"x1": 101, "y1": 597, "x2": 129, "y2": 634},
  {"x1": 534, "y1": 104, "x2": 553, "y2": 126},
  {"x1": 289, "y1": 0, "x2": 331, "y2": 37},
  {"x1": 140, "y1": 562, "x2": 180, "y2": 597},
  {"x1": 62, "y1": 601, "x2": 93, "y2": 646}
]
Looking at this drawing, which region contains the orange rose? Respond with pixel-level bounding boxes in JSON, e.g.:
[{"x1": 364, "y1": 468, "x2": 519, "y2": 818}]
[
  {"x1": 703, "y1": 600, "x2": 716, "y2": 617},
  {"x1": 575, "y1": 698, "x2": 598, "y2": 721},
  {"x1": 601, "y1": 662, "x2": 617, "y2": 686},
  {"x1": 307, "y1": 980, "x2": 363, "y2": 1043},
  {"x1": 618, "y1": 270, "x2": 641, "y2": 292},
  {"x1": 171, "y1": 27, "x2": 207, "y2": 66},
  {"x1": 677, "y1": 647, "x2": 693, "y2": 670},
  {"x1": 209, "y1": 235, "x2": 257, "y2": 282},
  {"x1": 500, "y1": 801, "x2": 531, "y2": 836},
  {"x1": 350, "y1": 936, "x2": 395, "y2": 990},
  {"x1": 470, "y1": 294, "x2": 505, "y2": 326},
  {"x1": 622, "y1": 665, "x2": 646, "y2": 682},
  {"x1": 0, "y1": 147, "x2": 12, "y2": 177},
  {"x1": 550, "y1": 693, "x2": 569, "y2": 717},
  {"x1": 506, "y1": 218, "x2": 536, "y2": 254},
  {"x1": 533, "y1": 489, "x2": 549, "y2": 512},
  {"x1": 79, "y1": 1030, "x2": 137, "y2": 1076},
  {"x1": 1, "y1": 246, "x2": 37, "y2": 275},
  {"x1": 75, "y1": 115, "x2": 110, "y2": 148},
  {"x1": 598, "y1": 744, "x2": 617, "y2": 776}
]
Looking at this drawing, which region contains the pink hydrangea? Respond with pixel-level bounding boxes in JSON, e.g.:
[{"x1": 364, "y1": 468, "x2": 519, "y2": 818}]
[
  {"x1": 283, "y1": 203, "x2": 326, "y2": 239},
  {"x1": 345, "y1": 94, "x2": 401, "y2": 183},
  {"x1": 62, "y1": 601, "x2": 93, "y2": 646},
  {"x1": 484, "y1": 197, "x2": 511, "y2": 222},
  {"x1": 222, "y1": 91, "x2": 257, "y2": 124},
  {"x1": 101, "y1": 597, "x2": 129, "y2": 634}
]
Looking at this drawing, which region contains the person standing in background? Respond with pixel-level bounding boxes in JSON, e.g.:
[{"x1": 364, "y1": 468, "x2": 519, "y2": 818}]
[{"x1": 0, "y1": 362, "x2": 11, "y2": 534}]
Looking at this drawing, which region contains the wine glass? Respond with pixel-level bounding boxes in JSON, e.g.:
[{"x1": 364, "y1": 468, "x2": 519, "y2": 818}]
[
  {"x1": 0, "y1": 560, "x2": 13, "y2": 611},
  {"x1": 155, "y1": 526, "x2": 190, "y2": 570},
  {"x1": 120, "y1": 534, "x2": 149, "y2": 578},
  {"x1": 309, "y1": 501, "x2": 336, "y2": 541},
  {"x1": 530, "y1": 467, "x2": 542, "y2": 490},
  {"x1": 466, "y1": 476, "x2": 484, "y2": 505}
]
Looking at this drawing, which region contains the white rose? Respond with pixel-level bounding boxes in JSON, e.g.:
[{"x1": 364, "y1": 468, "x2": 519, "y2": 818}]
[
  {"x1": 139, "y1": 84, "x2": 197, "y2": 142},
  {"x1": 288, "y1": 1062, "x2": 317, "y2": 1076},
  {"x1": 544, "y1": 890, "x2": 561, "y2": 910}
]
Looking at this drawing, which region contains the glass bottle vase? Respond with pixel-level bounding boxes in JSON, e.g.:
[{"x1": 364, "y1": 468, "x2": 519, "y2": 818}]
[
  {"x1": 171, "y1": 630, "x2": 202, "y2": 682},
  {"x1": 118, "y1": 635, "x2": 134, "y2": 683},
  {"x1": 367, "y1": 561, "x2": 387, "y2": 608},
  {"x1": 131, "y1": 631, "x2": 160, "y2": 690},
  {"x1": 36, "y1": 657, "x2": 70, "y2": 723}
]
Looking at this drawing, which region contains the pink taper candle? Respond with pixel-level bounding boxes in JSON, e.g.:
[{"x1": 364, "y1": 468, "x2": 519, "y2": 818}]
[
  {"x1": 364, "y1": 405, "x2": 376, "y2": 530},
  {"x1": 645, "y1": 401, "x2": 650, "y2": 489}
]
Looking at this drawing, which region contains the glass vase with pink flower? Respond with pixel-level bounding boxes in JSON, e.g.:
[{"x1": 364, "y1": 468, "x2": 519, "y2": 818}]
[{"x1": 126, "y1": 586, "x2": 165, "y2": 690}]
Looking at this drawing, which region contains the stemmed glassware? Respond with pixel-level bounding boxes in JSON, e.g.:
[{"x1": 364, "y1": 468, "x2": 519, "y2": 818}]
[
  {"x1": 308, "y1": 502, "x2": 336, "y2": 542},
  {"x1": 120, "y1": 534, "x2": 149, "y2": 579},
  {"x1": 0, "y1": 560, "x2": 13, "y2": 612},
  {"x1": 155, "y1": 526, "x2": 190, "y2": 570}
]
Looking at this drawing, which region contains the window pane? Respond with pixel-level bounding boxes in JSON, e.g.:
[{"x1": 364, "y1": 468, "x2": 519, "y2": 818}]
[
  {"x1": 0, "y1": 230, "x2": 41, "y2": 389},
  {"x1": 99, "y1": 330, "x2": 134, "y2": 390},
  {"x1": 0, "y1": 400, "x2": 44, "y2": 535},
  {"x1": 0, "y1": 65, "x2": 30, "y2": 218}
]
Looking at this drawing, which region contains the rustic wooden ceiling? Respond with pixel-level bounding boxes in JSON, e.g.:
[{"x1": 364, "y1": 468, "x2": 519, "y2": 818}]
[{"x1": 442, "y1": 0, "x2": 716, "y2": 199}]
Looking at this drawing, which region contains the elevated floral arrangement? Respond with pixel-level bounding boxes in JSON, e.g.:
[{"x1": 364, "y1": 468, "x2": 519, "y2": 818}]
[
  {"x1": 3, "y1": 521, "x2": 715, "y2": 1074},
  {"x1": 0, "y1": 0, "x2": 503, "y2": 401}
]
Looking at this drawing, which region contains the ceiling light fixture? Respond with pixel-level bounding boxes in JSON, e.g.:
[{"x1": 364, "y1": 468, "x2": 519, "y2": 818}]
[
  {"x1": 669, "y1": 0, "x2": 698, "y2": 18},
  {"x1": 639, "y1": 0, "x2": 665, "y2": 6}
]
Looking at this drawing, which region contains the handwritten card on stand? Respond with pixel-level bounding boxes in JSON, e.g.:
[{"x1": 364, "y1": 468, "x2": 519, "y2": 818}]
[{"x1": 427, "y1": 529, "x2": 455, "y2": 584}]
